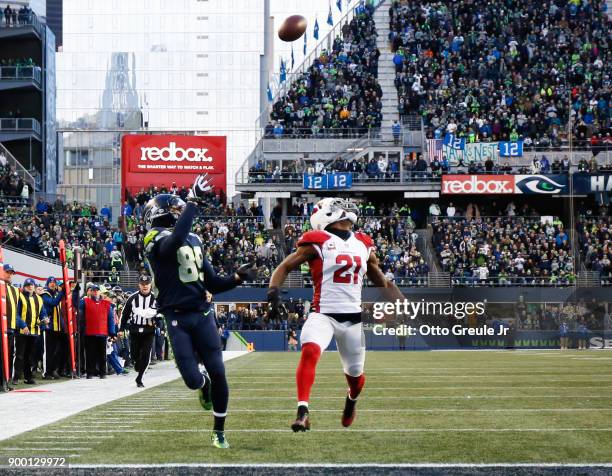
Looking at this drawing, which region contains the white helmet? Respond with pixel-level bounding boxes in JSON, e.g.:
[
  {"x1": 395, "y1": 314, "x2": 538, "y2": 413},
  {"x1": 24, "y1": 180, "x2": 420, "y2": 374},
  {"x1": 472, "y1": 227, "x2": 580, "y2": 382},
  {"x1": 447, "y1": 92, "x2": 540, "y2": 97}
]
[{"x1": 310, "y1": 198, "x2": 359, "y2": 231}]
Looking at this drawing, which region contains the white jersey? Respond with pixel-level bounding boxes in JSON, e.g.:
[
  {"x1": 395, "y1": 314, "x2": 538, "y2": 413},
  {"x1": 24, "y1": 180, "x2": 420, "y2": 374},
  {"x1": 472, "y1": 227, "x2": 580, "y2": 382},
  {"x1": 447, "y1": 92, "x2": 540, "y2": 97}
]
[{"x1": 297, "y1": 230, "x2": 374, "y2": 314}]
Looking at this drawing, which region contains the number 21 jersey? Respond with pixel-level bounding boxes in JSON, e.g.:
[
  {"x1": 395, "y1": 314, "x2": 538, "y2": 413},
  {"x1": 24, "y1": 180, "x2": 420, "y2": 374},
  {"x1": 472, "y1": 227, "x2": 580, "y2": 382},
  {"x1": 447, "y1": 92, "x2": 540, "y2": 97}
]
[{"x1": 297, "y1": 230, "x2": 374, "y2": 314}]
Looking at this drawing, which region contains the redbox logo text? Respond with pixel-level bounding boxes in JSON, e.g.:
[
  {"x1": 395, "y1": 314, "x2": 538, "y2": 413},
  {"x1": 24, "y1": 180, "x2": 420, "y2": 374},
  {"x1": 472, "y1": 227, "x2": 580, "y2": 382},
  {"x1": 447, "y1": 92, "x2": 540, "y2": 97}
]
[
  {"x1": 442, "y1": 175, "x2": 515, "y2": 194},
  {"x1": 139, "y1": 142, "x2": 213, "y2": 162}
]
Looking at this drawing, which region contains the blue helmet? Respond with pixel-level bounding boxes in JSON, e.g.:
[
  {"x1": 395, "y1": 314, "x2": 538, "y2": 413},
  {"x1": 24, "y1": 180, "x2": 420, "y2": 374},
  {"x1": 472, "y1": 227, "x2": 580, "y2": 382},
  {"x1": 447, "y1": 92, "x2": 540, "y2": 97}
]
[{"x1": 143, "y1": 194, "x2": 186, "y2": 230}]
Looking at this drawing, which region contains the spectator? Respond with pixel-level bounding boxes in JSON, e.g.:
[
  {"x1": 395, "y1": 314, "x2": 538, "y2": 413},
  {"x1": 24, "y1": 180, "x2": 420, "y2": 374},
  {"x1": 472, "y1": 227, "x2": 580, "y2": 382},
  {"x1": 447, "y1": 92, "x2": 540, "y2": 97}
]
[
  {"x1": 79, "y1": 284, "x2": 116, "y2": 379},
  {"x1": 268, "y1": 3, "x2": 382, "y2": 138},
  {"x1": 392, "y1": 120, "x2": 401, "y2": 144},
  {"x1": 389, "y1": 0, "x2": 611, "y2": 146},
  {"x1": 14, "y1": 278, "x2": 48, "y2": 385}
]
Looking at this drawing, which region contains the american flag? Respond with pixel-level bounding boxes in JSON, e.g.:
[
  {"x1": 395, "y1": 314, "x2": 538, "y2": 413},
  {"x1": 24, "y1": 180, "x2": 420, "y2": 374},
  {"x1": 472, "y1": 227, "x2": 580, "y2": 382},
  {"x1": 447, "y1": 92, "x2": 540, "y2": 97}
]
[{"x1": 427, "y1": 138, "x2": 443, "y2": 162}]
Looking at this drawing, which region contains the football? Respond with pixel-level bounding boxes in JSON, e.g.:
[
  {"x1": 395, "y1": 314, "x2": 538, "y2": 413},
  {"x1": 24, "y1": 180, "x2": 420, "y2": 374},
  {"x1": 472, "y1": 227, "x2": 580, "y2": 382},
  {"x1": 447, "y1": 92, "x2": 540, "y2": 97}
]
[{"x1": 278, "y1": 15, "x2": 307, "y2": 42}]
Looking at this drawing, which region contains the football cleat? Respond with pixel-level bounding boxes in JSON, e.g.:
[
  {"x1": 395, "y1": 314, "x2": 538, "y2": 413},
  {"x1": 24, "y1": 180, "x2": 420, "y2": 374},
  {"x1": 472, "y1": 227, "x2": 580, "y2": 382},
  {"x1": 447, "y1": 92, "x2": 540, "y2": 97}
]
[
  {"x1": 291, "y1": 410, "x2": 310, "y2": 432},
  {"x1": 211, "y1": 431, "x2": 230, "y2": 449},
  {"x1": 198, "y1": 370, "x2": 212, "y2": 411},
  {"x1": 341, "y1": 394, "x2": 357, "y2": 427}
]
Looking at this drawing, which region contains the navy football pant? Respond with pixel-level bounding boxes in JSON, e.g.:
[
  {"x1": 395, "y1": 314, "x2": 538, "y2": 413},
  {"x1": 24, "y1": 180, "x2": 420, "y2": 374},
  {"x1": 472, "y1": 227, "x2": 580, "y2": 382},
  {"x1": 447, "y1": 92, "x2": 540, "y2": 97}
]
[{"x1": 163, "y1": 310, "x2": 228, "y2": 416}]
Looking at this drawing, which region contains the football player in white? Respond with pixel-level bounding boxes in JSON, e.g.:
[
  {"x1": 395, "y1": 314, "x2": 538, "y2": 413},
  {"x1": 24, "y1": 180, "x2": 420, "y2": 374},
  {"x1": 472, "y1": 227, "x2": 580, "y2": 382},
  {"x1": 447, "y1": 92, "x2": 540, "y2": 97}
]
[{"x1": 268, "y1": 198, "x2": 404, "y2": 431}]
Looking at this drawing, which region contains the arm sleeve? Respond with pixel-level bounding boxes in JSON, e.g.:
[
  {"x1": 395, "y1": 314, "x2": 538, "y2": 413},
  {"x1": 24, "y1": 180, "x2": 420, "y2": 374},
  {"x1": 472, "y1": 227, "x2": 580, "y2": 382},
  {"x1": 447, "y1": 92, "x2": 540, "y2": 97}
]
[
  {"x1": 16, "y1": 297, "x2": 27, "y2": 329},
  {"x1": 156, "y1": 202, "x2": 198, "y2": 258},
  {"x1": 120, "y1": 294, "x2": 134, "y2": 331},
  {"x1": 108, "y1": 307, "x2": 116, "y2": 336},
  {"x1": 202, "y1": 258, "x2": 239, "y2": 294},
  {"x1": 42, "y1": 291, "x2": 64, "y2": 307},
  {"x1": 78, "y1": 299, "x2": 85, "y2": 333}
]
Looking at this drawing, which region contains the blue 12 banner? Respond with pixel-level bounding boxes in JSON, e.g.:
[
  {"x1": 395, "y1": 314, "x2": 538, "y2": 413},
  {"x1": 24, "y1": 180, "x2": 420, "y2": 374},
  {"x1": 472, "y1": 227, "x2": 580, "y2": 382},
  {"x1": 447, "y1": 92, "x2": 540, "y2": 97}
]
[
  {"x1": 303, "y1": 173, "x2": 353, "y2": 190},
  {"x1": 498, "y1": 141, "x2": 524, "y2": 157}
]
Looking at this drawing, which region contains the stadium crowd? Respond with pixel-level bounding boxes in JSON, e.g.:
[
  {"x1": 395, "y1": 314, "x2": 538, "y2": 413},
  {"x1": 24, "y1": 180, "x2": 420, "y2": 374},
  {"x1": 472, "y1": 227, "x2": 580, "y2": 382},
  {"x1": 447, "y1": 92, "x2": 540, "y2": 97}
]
[
  {"x1": 577, "y1": 215, "x2": 612, "y2": 283},
  {"x1": 431, "y1": 202, "x2": 576, "y2": 286},
  {"x1": 0, "y1": 198, "x2": 125, "y2": 271},
  {"x1": 265, "y1": 1, "x2": 382, "y2": 138},
  {"x1": 388, "y1": 0, "x2": 611, "y2": 147},
  {"x1": 122, "y1": 186, "x2": 280, "y2": 284},
  {"x1": 217, "y1": 299, "x2": 307, "y2": 331}
]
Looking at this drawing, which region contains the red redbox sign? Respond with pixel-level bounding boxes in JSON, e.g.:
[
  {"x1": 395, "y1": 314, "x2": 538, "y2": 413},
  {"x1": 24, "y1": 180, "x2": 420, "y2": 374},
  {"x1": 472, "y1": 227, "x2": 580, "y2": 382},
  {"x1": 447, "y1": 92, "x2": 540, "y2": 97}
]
[
  {"x1": 121, "y1": 135, "x2": 226, "y2": 199},
  {"x1": 441, "y1": 175, "x2": 515, "y2": 194}
]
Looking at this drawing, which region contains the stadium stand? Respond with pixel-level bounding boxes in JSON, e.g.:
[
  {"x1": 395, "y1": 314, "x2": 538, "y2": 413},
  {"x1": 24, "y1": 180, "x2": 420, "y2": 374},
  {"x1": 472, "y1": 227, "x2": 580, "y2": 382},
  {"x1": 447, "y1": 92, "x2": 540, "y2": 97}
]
[
  {"x1": 388, "y1": 0, "x2": 611, "y2": 147},
  {"x1": 431, "y1": 213, "x2": 575, "y2": 286},
  {"x1": 577, "y1": 215, "x2": 612, "y2": 284},
  {"x1": 266, "y1": 2, "x2": 382, "y2": 138},
  {"x1": 123, "y1": 187, "x2": 280, "y2": 285}
]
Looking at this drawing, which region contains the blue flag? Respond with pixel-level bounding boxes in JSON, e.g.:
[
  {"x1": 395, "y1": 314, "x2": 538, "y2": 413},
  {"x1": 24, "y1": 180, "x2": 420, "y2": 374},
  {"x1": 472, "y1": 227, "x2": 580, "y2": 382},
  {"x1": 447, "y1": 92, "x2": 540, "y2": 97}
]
[
  {"x1": 336, "y1": 0, "x2": 342, "y2": 11},
  {"x1": 267, "y1": 83, "x2": 273, "y2": 102},
  {"x1": 314, "y1": 18, "x2": 319, "y2": 40},
  {"x1": 279, "y1": 59, "x2": 286, "y2": 82},
  {"x1": 291, "y1": 46, "x2": 295, "y2": 69},
  {"x1": 443, "y1": 133, "x2": 466, "y2": 150},
  {"x1": 303, "y1": 31, "x2": 307, "y2": 55},
  {"x1": 327, "y1": 5, "x2": 333, "y2": 25}
]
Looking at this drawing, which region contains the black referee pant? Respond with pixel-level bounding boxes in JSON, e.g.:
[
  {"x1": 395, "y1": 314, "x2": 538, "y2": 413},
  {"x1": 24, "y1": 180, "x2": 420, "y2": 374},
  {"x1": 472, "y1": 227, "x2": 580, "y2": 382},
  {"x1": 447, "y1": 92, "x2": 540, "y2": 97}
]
[
  {"x1": 44, "y1": 330, "x2": 64, "y2": 376},
  {"x1": 85, "y1": 335, "x2": 107, "y2": 377},
  {"x1": 14, "y1": 334, "x2": 37, "y2": 382},
  {"x1": 129, "y1": 331, "x2": 154, "y2": 381}
]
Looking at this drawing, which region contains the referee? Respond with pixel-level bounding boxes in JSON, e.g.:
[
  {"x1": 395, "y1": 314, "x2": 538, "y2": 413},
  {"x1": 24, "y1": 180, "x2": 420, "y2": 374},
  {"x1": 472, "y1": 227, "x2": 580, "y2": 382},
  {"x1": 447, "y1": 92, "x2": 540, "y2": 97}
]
[{"x1": 119, "y1": 275, "x2": 158, "y2": 387}]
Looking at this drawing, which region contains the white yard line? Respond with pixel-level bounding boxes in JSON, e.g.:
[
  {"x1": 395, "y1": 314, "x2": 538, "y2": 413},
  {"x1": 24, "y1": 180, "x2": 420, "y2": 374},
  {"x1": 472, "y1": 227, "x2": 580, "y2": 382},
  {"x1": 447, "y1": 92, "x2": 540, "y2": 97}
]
[
  {"x1": 215, "y1": 395, "x2": 612, "y2": 400},
  {"x1": 46, "y1": 428, "x2": 612, "y2": 433},
  {"x1": 0, "y1": 351, "x2": 249, "y2": 441},
  {"x1": 0, "y1": 447, "x2": 91, "y2": 451}
]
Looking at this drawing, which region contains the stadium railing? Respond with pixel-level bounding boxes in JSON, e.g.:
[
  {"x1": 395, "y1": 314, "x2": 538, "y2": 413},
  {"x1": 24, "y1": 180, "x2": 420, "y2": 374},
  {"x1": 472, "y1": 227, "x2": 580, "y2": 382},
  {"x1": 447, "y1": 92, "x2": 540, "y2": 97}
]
[
  {"x1": 0, "y1": 6, "x2": 42, "y2": 34},
  {"x1": 0, "y1": 117, "x2": 41, "y2": 136},
  {"x1": 84, "y1": 270, "x2": 140, "y2": 289},
  {"x1": 2, "y1": 243, "x2": 62, "y2": 266},
  {"x1": 429, "y1": 215, "x2": 562, "y2": 224},
  {"x1": 262, "y1": 127, "x2": 384, "y2": 140},
  {"x1": 451, "y1": 276, "x2": 576, "y2": 287},
  {"x1": 0, "y1": 142, "x2": 36, "y2": 191},
  {"x1": 302, "y1": 276, "x2": 429, "y2": 288},
  {"x1": 0, "y1": 65, "x2": 41, "y2": 84}
]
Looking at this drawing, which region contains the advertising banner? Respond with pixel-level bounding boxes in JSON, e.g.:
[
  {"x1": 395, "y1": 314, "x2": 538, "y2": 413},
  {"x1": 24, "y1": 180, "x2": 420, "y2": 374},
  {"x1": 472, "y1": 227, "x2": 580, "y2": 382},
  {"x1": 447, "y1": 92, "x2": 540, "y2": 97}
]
[
  {"x1": 121, "y1": 135, "x2": 227, "y2": 198},
  {"x1": 573, "y1": 172, "x2": 612, "y2": 194},
  {"x1": 441, "y1": 174, "x2": 568, "y2": 195}
]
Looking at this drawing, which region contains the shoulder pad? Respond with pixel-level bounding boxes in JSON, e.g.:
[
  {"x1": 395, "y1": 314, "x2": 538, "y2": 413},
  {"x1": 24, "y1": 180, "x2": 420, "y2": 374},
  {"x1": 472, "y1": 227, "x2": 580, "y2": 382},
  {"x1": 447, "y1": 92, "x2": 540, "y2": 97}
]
[
  {"x1": 297, "y1": 230, "x2": 331, "y2": 248},
  {"x1": 354, "y1": 232, "x2": 375, "y2": 251},
  {"x1": 144, "y1": 228, "x2": 170, "y2": 247}
]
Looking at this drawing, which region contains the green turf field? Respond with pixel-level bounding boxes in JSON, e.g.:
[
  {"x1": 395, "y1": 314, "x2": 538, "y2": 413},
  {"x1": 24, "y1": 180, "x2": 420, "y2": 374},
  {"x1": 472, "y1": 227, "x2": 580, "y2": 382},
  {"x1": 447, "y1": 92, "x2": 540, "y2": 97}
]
[{"x1": 1, "y1": 350, "x2": 612, "y2": 464}]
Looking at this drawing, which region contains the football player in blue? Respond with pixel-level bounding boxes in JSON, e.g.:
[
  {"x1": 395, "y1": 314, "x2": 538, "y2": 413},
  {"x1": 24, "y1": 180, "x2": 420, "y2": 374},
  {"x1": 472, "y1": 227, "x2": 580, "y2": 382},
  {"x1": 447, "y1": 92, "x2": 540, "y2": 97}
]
[{"x1": 143, "y1": 174, "x2": 256, "y2": 449}]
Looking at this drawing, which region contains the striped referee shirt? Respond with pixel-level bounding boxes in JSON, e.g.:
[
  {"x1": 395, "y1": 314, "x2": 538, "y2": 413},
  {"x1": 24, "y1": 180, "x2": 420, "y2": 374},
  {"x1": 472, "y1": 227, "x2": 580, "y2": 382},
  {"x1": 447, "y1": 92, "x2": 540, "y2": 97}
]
[{"x1": 120, "y1": 291, "x2": 158, "y2": 332}]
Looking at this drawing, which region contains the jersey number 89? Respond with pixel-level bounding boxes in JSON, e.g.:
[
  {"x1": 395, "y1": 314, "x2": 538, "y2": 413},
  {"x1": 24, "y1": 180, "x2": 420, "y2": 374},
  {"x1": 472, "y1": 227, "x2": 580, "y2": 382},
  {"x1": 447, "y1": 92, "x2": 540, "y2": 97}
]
[{"x1": 177, "y1": 245, "x2": 205, "y2": 283}]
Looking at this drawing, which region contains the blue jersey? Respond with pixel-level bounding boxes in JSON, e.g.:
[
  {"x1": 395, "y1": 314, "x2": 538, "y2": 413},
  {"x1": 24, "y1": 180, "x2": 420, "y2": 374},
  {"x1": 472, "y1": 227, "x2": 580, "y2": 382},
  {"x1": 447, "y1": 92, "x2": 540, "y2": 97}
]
[{"x1": 144, "y1": 202, "x2": 238, "y2": 313}]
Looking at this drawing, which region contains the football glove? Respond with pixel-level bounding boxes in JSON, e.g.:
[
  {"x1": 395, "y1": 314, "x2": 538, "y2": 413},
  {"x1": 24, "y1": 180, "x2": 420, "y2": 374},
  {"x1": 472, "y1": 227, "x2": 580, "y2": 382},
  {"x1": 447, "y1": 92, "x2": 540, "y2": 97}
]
[
  {"x1": 235, "y1": 263, "x2": 258, "y2": 283},
  {"x1": 187, "y1": 173, "x2": 213, "y2": 200},
  {"x1": 267, "y1": 286, "x2": 282, "y2": 315}
]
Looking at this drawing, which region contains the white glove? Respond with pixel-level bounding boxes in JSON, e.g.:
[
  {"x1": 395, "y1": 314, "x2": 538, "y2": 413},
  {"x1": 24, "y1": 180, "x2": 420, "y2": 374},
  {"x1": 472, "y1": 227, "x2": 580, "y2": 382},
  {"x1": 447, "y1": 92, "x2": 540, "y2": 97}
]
[{"x1": 187, "y1": 173, "x2": 213, "y2": 200}]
